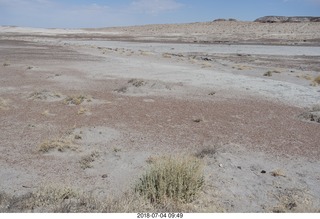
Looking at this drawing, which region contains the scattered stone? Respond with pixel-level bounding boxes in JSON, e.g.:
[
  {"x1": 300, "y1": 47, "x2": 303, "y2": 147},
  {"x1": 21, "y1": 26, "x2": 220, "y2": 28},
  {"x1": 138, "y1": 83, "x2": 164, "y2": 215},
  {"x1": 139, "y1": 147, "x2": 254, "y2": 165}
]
[
  {"x1": 102, "y1": 174, "x2": 108, "y2": 178},
  {"x1": 193, "y1": 118, "x2": 202, "y2": 123},
  {"x1": 208, "y1": 92, "x2": 216, "y2": 96},
  {"x1": 201, "y1": 57, "x2": 212, "y2": 61},
  {"x1": 261, "y1": 170, "x2": 266, "y2": 174},
  {"x1": 219, "y1": 164, "x2": 223, "y2": 168},
  {"x1": 299, "y1": 105, "x2": 320, "y2": 123},
  {"x1": 237, "y1": 166, "x2": 242, "y2": 170}
]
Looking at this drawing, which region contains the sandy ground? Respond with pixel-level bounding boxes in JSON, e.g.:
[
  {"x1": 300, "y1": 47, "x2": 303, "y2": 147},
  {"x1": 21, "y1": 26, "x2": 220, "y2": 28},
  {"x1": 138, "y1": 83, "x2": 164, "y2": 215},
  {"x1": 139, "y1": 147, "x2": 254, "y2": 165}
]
[{"x1": 0, "y1": 22, "x2": 320, "y2": 212}]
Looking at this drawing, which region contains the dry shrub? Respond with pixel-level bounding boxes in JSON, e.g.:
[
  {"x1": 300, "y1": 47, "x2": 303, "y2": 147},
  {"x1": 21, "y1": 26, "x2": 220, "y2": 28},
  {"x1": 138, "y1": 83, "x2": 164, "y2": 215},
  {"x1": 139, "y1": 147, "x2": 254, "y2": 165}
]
[
  {"x1": 64, "y1": 95, "x2": 91, "y2": 105},
  {"x1": 104, "y1": 192, "x2": 155, "y2": 213},
  {"x1": 0, "y1": 186, "x2": 102, "y2": 213},
  {"x1": 135, "y1": 156, "x2": 204, "y2": 204},
  {"x1": 314, "y1": 75, "x2": 320, "y2": 85},
  {"x1": 77, "y1": 106, "x2": 89, "y2": 115},
  {"x1": 162, "y1": 53, "x2": 172, "y2": 58},
  {"x1": 29, "y1": 90, "x2": 61, "y2": 101},
  {"x1": 128, "y1": 79, "x2": 145, "y2": 87},
  {"x1": 79, "y1": 152, "x2": 99, "y2": 169},
  {"x1": 263, "y1": 71, "x2": 273, "y2": 77},
  {"x1": 263, "y1": 70, "x2": 281, "y2": 77},
  {"x1": 195, "y1": 147, "x2": 217, "y2": 159},
  {"x1": 0, "y1": 187, "x2": 154, "y2": 213},
  {"x1": 38, "y1": 137, "x2": 76, "y2": 152},
  {"x1": 272, "y1": 188, "x2": 315, "y2": 213},
  {"x1": 270, "y1": 169, "x2": 286, "y2": 177},
  {"x1": 0, "y1": 98, "x2": 9, "y2": 110}
]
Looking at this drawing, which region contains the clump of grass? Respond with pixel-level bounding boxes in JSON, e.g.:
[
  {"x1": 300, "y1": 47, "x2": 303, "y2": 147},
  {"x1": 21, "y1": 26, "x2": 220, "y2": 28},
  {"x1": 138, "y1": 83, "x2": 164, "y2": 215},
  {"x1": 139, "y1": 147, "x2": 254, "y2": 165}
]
[
  {"x1": 64, "y1": 95, "x2": 89, "y2": 105},
  {"x1": 0, "y1": 186, "x2": 101, "y2": 213},
  {"x1": 79, "y1": 152, "x2": 99, "y2": 169},
  {"x1": 263, "y1": 71, "x2": 273, "y2": 77},
  {"x1": 77, "y1": 106, "x2": 89, "y2": 115},
  {"x1": 271, "y1": 169, "x2": 286, "y2": 177},
  {"x1": 128, "y1": 79, "x2": 145, "y2": 87},
  {"x1": 38, "y1": 137, "x2": 76, "y2": 153},
  {"x1": 195, "y1": 147, "x2": 217, "y2": 159},
  {"x1": 135, "y1": 156, "x2": 204, "y2": 204},
  {"x1": 0, "y1": 98, "x2": 9, "y2": 110},
  {"x1": 29, "y1": 90, "x2": 61, "y2": 101},
  {"x1": 313, "y1": 75, "x2": 320, "y2": 85},
  {"x1": 263, "y1": 70, "x2": 281, "y2": 77},
  {"x1": 41, "y1": 110, "x2": 55, "y2": 117},
  {"x1": 272, "y1": 188, "x2": 314, "y2": 213},
  {"x1": 162, "y1": 53, "x2": 172, "y2": 58}
]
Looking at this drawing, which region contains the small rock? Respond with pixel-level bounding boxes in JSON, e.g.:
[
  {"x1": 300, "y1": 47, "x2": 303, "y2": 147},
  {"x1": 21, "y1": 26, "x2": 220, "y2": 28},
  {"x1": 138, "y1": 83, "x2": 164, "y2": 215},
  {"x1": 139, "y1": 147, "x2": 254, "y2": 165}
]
[
  {"x1": 219, "y1": 164, "x2": 223, "y2": 168},
  {"x1": 193, "y1": 118, "x2": 202, "y2": 123},
  {"x1": 208, "y1": 92, "x2": 216, "y2": 96},
  {"x1": 102, "y1": 174, "x2": 108, "y2": 178},
  {"x1": 237, "y1": 166, "x2": 242, "y2": 170},
  {"x1": 261, "y1": 170, "x2": 266, "y2": 174}
]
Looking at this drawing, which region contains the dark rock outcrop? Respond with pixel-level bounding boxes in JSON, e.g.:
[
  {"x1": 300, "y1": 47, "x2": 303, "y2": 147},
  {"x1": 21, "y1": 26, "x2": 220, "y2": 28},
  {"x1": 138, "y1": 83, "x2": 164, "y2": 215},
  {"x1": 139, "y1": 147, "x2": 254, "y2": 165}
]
[{"x1": 255, "y1": 16, "x2": 320, "y2": 23}]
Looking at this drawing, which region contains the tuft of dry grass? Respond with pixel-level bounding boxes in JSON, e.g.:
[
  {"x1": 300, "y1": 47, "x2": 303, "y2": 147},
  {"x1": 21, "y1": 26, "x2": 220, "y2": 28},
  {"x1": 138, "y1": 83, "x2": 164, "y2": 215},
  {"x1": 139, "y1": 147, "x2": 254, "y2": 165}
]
[
  {"x1": 162, "y1": 53, "x2": 172, "y2": 58},
  {"x1": 272, "y1": 188, "x2": 315, "y2": 213},
  {"x1": 0, "y1": 98, "x2": 9, "y2": 110},
  {"x1": 79, "y1": 152, "x2": 99, "y2": 169},
  {"x1": 270, "y1": 169, "x2": 286, "y2": 177},
  {"x1": 195, "y1": 147, "x2": 217, "y2": 159},
  {"x1": 77, "y1": 106, "x2": 89, "y2": 115},
  {"x1": 41, "y1": 110, "x2": 55, "y2": 117},
  {"x1": 38, "y1": 137, "x2": 76, "y2": 153},
  {"x1": 313, "y1": 75, "x2": 320, "y2": 85},
  {"x1": 0, "y1": 186, "x2": 156, "y2": 213},
  {"x1": 234, "y1": 65, "x2": 252, "y2": 71},
  {"x1": 263, "y1": 70, "x2": 281, "y2": 77},
  {"x1": 29, "y1": 90, "x2": 61, "y2": 101},
  {"x1": 135, "y1": 156, "x2": 204, "y2": 204},
  {"x1": 64, "y1": 95, "x2": 91, "y2": 105},
  {"x1": 128, "y1": 79, "x2": 145, "y2": 87},
  {"x1": 0, "y1": 186, "x2": 102, "y2": 213}
]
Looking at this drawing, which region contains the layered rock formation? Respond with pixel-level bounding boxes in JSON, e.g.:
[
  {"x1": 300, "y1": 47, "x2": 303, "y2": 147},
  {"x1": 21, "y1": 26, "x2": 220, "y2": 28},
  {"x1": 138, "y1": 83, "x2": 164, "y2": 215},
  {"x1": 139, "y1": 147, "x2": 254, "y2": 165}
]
[{"x1": 255, "y1": 16, "x2": 320, "y2": 23}]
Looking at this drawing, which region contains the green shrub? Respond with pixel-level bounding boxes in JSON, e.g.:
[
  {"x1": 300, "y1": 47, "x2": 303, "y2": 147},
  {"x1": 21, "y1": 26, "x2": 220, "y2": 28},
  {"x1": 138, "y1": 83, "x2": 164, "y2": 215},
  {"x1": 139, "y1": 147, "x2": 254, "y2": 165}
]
[{"x1": 135, "y1": 156, "x2": 204, "y2": 204}]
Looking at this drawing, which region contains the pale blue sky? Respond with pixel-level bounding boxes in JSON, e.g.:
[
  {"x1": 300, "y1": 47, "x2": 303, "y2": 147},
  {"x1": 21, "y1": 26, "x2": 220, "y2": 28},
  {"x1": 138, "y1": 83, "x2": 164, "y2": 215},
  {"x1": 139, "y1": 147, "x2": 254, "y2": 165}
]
[{"x1": 0, "y1": 0, "x2": 319, "y2": 28}]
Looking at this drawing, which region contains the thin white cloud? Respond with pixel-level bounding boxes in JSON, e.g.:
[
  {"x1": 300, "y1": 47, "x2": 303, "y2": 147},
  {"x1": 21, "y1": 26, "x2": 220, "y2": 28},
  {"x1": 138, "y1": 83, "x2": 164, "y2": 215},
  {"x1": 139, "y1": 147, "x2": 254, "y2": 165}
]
[{"x1": 131, "y1": 0, "x2": 183, "y2": 14}]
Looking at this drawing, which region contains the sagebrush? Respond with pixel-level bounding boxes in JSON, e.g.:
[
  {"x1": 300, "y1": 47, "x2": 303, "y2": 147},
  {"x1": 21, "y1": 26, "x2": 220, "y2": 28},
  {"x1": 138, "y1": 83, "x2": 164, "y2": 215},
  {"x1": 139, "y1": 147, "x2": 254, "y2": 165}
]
[{"x1": 135, "y1": 156, "x2": 204, "y2": 204}]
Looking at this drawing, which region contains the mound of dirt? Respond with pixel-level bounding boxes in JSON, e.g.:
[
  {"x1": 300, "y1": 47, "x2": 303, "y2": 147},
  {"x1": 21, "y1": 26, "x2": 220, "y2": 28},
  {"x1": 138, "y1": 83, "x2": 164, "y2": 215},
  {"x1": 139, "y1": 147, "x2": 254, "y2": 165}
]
[
  {"x1": 29, "y1": 90, "x2": 64, "y2": 102},
  {"x1": 114, "y1": 79, "x2": 175, "y2": 95}
]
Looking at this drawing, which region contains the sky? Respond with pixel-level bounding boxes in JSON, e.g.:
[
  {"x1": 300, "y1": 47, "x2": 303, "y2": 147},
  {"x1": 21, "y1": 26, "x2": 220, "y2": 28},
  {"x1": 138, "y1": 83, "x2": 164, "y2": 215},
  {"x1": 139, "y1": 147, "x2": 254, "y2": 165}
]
[{"x1": 0, "y1": 0, "x2": 319, "y2": 28}]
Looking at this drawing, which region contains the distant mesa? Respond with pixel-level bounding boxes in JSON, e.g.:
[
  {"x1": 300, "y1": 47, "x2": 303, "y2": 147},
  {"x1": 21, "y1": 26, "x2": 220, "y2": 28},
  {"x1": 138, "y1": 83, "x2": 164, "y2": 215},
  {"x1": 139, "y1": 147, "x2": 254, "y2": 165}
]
[
  {"x1": 213, "y1": 18, "x2": 238, "y2": 22},
  {"x1": 255, "y1": 16, "x2": 320, "y2": 23}
]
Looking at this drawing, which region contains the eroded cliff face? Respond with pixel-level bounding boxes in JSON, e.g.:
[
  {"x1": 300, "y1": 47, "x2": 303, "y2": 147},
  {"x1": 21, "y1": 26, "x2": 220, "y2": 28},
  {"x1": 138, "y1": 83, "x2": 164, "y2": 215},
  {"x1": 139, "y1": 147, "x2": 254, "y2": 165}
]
[{"x1": 255, "y1": 16, "x2": 320, "y2": 23}]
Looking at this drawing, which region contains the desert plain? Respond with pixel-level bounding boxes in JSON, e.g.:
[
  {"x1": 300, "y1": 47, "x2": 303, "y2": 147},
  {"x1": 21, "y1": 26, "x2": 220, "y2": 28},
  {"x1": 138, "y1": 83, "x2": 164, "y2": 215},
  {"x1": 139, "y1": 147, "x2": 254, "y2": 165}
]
[{"x1": 0, "y1": 20, "x2": 320, "y2": 212}]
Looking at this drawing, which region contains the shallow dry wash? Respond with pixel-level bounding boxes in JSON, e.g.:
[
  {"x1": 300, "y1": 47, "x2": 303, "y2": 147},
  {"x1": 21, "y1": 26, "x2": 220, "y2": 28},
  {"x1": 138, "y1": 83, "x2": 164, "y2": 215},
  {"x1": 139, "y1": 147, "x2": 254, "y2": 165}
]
[{"x1": 0, "y1": 22, "x2": 320, "y2": 212}]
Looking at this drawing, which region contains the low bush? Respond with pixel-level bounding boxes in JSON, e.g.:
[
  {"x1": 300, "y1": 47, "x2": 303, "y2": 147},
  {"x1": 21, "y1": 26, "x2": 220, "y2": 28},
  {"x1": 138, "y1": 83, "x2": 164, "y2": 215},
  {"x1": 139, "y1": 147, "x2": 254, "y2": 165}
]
[{"x1": 135, "y1": 156, "x2": 204, "y2": 204}]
